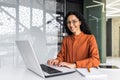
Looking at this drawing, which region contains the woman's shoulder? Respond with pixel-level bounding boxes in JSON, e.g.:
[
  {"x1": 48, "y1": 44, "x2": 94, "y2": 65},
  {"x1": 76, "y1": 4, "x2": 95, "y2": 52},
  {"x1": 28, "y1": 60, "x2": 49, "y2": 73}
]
[
  {"x1": 83, "y1": 32, "x2": 94, "y2": 37},
  {"x1": 61, "y1": 35, "x2": 73, "y2": 42},
  {"x1": 63, "y1": 35, "x2": 71, "y2": 40},
  {"x1": 83, "y1": 33, "x2": 96, "y2": 40}
]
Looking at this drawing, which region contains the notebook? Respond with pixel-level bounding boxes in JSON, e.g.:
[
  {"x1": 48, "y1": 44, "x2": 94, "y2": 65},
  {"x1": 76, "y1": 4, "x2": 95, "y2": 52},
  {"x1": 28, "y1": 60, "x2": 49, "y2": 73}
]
[
  {"x1": 76, "y1": 68, "x2": 107, "y2": 78},
  {"x1": 16, "y1": 40, "x2": 75, "y2": 78}
]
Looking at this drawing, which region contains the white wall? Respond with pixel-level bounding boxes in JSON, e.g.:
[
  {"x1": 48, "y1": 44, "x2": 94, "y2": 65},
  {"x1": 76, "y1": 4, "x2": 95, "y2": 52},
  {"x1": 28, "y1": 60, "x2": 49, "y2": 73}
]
[{"x1": 112, "y1": 17, "x2": 120, "y2": 57}]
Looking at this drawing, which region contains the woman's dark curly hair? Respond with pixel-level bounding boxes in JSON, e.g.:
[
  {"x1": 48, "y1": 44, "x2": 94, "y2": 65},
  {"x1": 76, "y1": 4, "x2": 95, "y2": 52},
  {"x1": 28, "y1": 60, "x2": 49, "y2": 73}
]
[{"x1": 64, "y1": 11, "x2": 92, "y2": 35}]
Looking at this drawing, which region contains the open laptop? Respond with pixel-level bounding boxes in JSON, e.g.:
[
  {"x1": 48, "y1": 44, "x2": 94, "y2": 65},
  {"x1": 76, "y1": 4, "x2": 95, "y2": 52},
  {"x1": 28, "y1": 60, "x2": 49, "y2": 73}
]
[{"x1": 16, "y1": 40, "x2": 75, "y2": 78}]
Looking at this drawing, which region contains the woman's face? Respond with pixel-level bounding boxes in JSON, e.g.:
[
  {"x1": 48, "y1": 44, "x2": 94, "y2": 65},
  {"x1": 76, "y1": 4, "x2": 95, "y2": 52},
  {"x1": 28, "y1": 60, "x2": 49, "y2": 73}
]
[{"x1": 67, "y1": 15, "x2": 81, "y2": 35}]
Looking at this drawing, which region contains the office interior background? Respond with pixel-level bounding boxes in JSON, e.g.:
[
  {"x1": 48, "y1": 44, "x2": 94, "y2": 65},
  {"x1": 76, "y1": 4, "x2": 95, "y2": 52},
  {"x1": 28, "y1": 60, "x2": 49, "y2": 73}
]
[{"x1": 0, "y1": 0, "x2": 119, "y2": 67}]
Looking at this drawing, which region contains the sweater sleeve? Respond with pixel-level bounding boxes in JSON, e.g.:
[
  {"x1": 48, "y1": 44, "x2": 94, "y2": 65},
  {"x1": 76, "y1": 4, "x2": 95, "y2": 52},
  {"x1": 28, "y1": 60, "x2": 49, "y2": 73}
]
[{"x1": 76, "y1": 35, "x2": 100, "y2": 68}]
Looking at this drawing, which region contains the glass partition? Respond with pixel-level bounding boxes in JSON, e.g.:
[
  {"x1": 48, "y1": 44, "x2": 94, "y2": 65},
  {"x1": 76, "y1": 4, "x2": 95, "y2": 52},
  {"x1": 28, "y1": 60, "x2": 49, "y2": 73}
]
[
  {"x1": 0, "y1": 0, "x2": 64, "y2": 66},
  {"x1": 84, "y1": 0, "x2": 106, "y2": 63}
]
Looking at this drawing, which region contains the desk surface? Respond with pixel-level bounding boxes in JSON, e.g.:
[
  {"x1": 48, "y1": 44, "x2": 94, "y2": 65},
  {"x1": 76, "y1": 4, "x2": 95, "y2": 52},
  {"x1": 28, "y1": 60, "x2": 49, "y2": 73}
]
[{"x1": 0, "y1": 66, "x2": 120, "y2": 80}]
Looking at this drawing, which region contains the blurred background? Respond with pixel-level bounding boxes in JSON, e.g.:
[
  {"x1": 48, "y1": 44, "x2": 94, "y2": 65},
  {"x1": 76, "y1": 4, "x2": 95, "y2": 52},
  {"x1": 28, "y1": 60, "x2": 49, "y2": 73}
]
[{"x1": 0, "y1": 0, "x2": 120, "y2": 67}]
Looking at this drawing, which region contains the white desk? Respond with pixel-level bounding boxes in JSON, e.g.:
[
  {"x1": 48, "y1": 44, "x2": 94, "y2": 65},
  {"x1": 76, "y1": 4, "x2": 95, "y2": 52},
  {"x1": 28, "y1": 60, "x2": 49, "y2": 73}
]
[
  {"x1": 0, "y1": 66, "x2": 83, "y2": 80},
  {"x1": 0, "y1": 66, "x2": 120, "y2": 80}
]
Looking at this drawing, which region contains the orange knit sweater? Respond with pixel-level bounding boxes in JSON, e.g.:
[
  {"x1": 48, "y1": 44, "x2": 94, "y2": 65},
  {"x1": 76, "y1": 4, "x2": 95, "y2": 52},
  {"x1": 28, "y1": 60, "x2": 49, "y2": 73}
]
[{"x1": 56, "y1": 32, "x2": 100, "y2": 68}]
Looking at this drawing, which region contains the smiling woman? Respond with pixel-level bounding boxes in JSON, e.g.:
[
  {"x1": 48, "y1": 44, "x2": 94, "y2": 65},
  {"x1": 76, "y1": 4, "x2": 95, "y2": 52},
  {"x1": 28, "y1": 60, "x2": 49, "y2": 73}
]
[{"x1": 47, "y1": 11, "x2": 100, "y2": 68}]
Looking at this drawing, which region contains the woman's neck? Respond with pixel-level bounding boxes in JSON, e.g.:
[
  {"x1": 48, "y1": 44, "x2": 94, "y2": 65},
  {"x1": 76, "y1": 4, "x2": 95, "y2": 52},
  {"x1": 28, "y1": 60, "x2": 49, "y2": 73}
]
[{"x1": 73, "y1": 31, "x2": 81, "y2": 36}]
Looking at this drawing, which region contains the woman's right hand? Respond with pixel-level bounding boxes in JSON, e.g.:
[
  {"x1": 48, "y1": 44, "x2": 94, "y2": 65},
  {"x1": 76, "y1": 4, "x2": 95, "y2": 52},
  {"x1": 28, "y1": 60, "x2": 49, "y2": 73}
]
[{"x1": 47, "y1": 59, "x2": 59, "y2": 66}]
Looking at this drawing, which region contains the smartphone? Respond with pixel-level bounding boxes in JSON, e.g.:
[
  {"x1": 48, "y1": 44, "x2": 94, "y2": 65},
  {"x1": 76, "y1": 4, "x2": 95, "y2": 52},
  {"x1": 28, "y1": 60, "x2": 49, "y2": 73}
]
[{"x1": 99, "y1": 65, "x2": 119, "y2": 69}]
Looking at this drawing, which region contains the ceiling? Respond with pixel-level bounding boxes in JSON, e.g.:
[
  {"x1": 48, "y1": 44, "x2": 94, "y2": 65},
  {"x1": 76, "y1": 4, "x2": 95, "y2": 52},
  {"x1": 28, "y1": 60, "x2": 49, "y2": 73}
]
[
  {"x1": 106, "y1": 0, "x2": 120, "y2": 18},
  {"x1": 0, "y1": 0, "x2": 119, "y2": 19}
]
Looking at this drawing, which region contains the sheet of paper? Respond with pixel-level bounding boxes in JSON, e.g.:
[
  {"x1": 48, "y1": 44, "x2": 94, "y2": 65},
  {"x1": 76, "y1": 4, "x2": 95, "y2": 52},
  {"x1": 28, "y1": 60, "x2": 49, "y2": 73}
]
[{"x1": 76, "y1": 68, "x2": 107, "y2": 78}]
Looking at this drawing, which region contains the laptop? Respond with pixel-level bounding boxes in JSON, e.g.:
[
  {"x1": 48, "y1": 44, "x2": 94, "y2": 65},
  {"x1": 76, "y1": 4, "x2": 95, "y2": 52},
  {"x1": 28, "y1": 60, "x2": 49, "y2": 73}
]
[{"x1": 15, "y1": 40, "x2": 75, "y2": 78}]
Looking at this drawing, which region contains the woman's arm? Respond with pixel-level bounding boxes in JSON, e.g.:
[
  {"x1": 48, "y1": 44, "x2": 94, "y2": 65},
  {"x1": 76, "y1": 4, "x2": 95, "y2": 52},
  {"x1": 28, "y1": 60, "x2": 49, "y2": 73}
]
[{"x1": 75, "y1": 35, "x2": 100, "y2": 68}]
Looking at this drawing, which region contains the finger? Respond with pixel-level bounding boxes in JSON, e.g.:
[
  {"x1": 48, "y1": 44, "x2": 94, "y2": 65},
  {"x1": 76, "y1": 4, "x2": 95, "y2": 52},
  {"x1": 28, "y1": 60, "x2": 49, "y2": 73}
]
[
  {"x1": 54, "y1": 62, "x2": 58, "y2": 66},
  {"x1": 54, "y1": 61, "x2": 59, "y2": 66},
  {"x1": 58, "y1": 62, "x2": 64, "y2": 67},
  {"x1": 48, "y1": 59, "x2": 54, "y2": 65},
  {"x1": 58, "y1": 62, "x2": 70, "y2": 68},
  {"x1": 51, "y1": 60, "x2": 56, "y2": 65}
]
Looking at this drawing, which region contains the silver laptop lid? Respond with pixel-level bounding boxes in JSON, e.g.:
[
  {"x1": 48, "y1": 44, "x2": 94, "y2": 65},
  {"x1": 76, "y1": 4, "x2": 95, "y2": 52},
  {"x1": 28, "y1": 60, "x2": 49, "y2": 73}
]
[
  {"x1": 16, "y1": 40, "x2": 75, "y2": 78},
  {"x1": 16, "y1": 40, "x2": 45, "y2": 78}
]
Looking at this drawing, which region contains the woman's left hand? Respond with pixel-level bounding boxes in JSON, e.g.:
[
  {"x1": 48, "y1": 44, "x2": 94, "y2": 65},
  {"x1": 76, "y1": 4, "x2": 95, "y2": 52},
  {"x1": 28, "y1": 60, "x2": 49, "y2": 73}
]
[{"x1": 58, "y1": 62, "x2": 76, "y2": 68}]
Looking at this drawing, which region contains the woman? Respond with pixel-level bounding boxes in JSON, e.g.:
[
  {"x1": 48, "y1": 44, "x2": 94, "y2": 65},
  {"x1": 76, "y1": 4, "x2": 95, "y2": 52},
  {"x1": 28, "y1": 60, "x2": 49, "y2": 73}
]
[{"x1": 47, "y1": 11, "x2": 100, "y2": 68}]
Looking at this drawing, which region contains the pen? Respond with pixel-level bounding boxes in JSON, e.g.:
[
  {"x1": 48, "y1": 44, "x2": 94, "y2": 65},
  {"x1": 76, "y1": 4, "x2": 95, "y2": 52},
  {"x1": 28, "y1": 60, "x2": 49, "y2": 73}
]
[{"x1": 87, "y1": 68, "x2": 90, "y2": 72}]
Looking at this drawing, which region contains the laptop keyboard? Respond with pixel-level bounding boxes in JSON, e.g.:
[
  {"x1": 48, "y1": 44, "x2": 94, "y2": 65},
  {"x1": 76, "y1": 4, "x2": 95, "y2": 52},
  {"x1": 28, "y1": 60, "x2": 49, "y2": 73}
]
[{"x1": 40, "y1": 64, "x2": 62, "y2": 74}]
